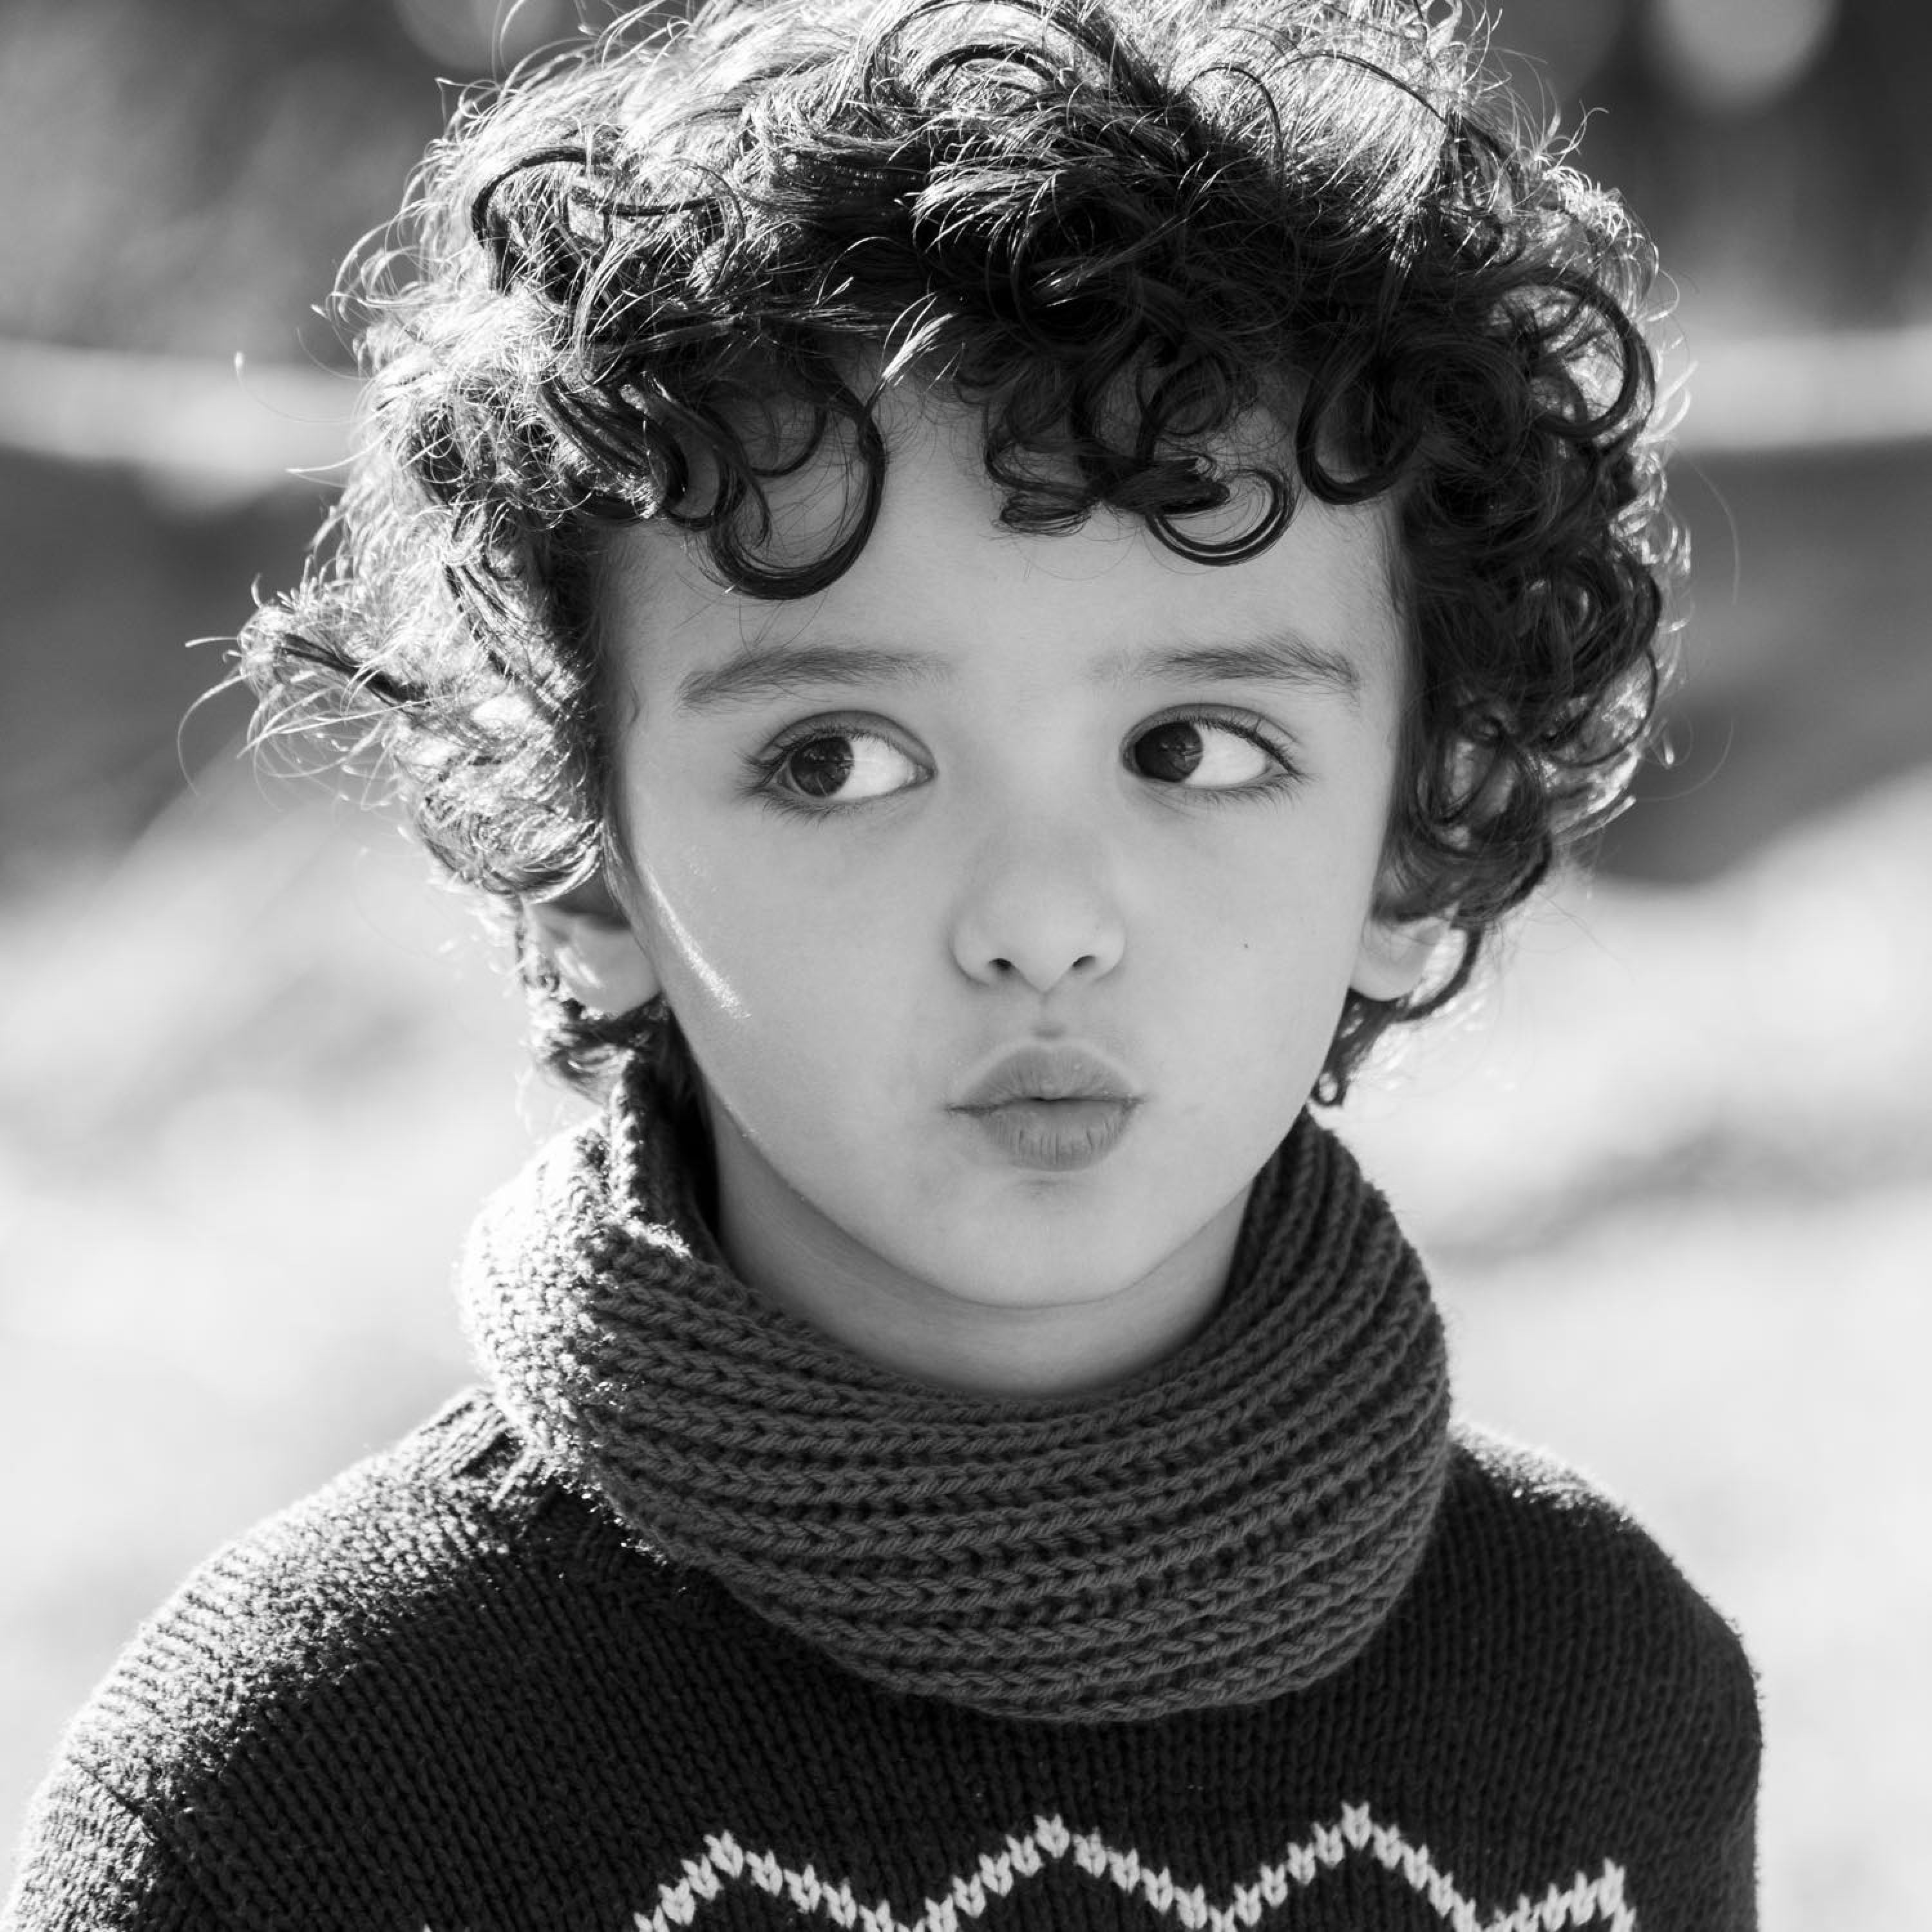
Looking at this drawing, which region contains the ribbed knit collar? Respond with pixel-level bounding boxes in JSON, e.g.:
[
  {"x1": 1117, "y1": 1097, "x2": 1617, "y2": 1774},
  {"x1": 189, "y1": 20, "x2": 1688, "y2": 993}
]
[{"x1": 460, "y1": 1057, "x2": 1450, "y2": 1723}]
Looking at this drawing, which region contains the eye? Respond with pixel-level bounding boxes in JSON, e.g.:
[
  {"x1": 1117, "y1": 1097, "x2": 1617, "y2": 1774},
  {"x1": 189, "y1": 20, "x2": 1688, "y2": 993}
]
[
  {"x1": 1126, "y1": 717, "x2": 1285, "y2": 790},
  {"x1": 767, "y1": 726, "x2": 927, "y2": 805}
]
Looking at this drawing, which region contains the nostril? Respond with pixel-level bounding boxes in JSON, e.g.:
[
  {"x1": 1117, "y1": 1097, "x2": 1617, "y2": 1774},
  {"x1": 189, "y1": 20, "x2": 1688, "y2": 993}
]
[{"x1": 985, "y1": 952, "x2": 1099, "y2": 980}]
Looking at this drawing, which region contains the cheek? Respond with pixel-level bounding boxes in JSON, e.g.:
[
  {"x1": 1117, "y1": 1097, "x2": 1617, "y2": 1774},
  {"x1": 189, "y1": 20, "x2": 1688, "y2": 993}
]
[
  {"x1": 1163, "y1": 804, "x2": 1376, "y2": 956},
  {"x1": 629, "y1": 826, "x2": 914, "y2": 1086},
  {"x1": 1151, "y1": 841, "x2": 1374, "y2": 1046}
]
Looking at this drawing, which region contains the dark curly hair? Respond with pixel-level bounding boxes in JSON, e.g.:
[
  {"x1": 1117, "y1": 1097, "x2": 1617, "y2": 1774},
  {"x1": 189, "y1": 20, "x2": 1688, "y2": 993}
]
[{"x1": 236, "y1": 0, "x2": 1678, "y2": 1103}]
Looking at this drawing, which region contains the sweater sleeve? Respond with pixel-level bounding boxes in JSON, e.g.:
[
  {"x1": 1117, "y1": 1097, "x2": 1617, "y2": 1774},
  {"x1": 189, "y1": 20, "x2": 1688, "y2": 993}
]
[
  {"x1": 1681, "y1": 1574, "x2": 1763, "y2": 1931},
  {"x1": 1430, "y1": 1426, "x2": 1764, "y2": 1932},
  {"x1": 1717, "y1": 1790, "x2": 1760, "y2": 1932},
  {"x1": 1698, "y1": 1717, "x2": 1761, "y2": 1932},
  {"x1": 3, "y1": 1757, "x2": 225, "y2": 1932}
]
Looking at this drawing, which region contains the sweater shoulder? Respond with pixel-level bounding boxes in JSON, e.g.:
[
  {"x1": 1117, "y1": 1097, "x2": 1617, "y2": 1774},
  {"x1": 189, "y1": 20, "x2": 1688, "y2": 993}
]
[
  {"x1": 21, "y1": 1390, "x2": 675, "y2": 1828},
  {"x1": 1419, "y1": 1420, "x2": 1762, "y2": 1797},
  {"x1": 1298, "y1": 1427, "x2": 1761, "y2": 1931},
  {"x1": 1438, "y1": 1421, "x2": 1755, "y2": 1653},
  {"x1": 6, "y1": 1394, "x2": 728, "y2": 1927}
]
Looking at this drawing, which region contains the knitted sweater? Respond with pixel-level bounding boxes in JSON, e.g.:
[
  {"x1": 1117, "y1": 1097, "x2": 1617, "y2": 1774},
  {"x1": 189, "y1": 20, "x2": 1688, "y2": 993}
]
[
  {"x1": 4, "y1": 1097, "x2": 1760, "y2": 1931},
  {"x1": 4, "y1": 1399, "x2": 1757, "y2": 1931}
]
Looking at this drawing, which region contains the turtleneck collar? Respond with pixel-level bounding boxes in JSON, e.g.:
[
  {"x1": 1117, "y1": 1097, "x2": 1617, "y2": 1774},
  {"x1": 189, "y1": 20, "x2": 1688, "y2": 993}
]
[{"x1": 460, "y1": 1056, "x2": 1450, "y2": 1723}]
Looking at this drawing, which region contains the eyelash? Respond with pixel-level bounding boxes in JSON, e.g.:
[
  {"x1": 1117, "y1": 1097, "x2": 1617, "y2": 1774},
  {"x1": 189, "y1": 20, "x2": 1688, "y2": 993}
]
[
  {"x1": 745, "y1": 712, "x2": 929, "y2": 820},
  {"x1": 744, "y1": 707, "x2": 1304, "y2": 817},
  {"x1": 1130, "y1": 706, "x2": 1304, "y2": 804}
]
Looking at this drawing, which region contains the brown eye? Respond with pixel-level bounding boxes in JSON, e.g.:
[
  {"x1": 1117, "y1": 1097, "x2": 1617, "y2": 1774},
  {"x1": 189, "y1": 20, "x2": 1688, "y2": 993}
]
[
  {"x1": 771, "y1": 729, "x2": 926, "y2": 804},
  {"x1": 1129, "y1": 721, "x2": 1204, "y2": 782},
  {"x1": 784, "y1": 735, "x2": 855, "y2": 799},
  {"x1": 1127, "y1": 719, "x2": 1278, "y2": 788}
]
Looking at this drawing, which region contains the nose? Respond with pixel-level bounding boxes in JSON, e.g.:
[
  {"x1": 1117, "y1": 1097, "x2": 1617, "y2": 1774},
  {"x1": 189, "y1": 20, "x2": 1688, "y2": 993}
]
[{"x1": 949, "y1": 820, "x2": 1128, "y2": 995}]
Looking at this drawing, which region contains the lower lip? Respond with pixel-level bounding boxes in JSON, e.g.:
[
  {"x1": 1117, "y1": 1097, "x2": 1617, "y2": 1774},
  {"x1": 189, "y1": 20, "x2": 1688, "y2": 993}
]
[{"x1": 954, "y1": 1099, "x2": 1137, "y2": 1172}]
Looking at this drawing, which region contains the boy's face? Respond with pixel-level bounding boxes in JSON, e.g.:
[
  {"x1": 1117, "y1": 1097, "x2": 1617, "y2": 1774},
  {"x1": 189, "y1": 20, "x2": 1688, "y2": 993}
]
[{"x1": 554, "y1": 401, "x2": 1434, "y2": 1388}]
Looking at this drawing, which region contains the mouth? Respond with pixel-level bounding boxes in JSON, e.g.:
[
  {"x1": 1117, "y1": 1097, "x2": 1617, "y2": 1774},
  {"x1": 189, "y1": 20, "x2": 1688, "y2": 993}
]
[{"x1": 949, "y1": 1045, "x2": 1140, "y2": 1173}]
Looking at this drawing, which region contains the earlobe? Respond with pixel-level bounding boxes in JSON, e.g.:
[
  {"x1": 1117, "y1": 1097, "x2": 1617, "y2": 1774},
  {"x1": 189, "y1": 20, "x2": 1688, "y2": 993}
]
[
  {"x1": 526, "y1": 880, "x2": 662, "y2": 1017},
  {"x1": 1350, "y1": 907, "x2": 1449, "y2": 1003}
]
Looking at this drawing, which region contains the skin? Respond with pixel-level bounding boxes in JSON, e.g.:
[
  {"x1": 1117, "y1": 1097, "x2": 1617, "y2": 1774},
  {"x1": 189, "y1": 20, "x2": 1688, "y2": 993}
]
[{"x1": 533, "y1": 400, "x2": 1437, "y2": 1399}]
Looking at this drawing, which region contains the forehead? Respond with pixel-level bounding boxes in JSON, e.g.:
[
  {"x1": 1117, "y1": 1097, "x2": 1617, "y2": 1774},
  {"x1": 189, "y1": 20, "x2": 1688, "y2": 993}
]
[{"x1": 596, "y1": 395, "x2": 1406, "y2": 705}]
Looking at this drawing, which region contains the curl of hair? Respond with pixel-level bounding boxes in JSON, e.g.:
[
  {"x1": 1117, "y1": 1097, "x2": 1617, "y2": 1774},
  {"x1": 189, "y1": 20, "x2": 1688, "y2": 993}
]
[{"x1": 236, "y1": 0, "x2": 1680, "y2": 1101}]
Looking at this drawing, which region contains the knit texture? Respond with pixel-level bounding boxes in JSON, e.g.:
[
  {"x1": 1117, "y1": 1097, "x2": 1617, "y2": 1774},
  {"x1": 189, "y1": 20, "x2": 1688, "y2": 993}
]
[
  {"x1": 2, "y1": 1401, "x2": 1762, "y2": 1931},
  {"x1": 459, "y1": 1059, "x2": 1452, "y2": 1722}
]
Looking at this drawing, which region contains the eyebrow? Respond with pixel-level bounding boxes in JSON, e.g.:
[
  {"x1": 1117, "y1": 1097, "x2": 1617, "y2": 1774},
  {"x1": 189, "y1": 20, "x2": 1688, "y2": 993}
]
[
  {"x1": 676, "y1": 643, "x2": 951, "y2": 712},
  {"x1": 1115, "y1": 636, "x2": 1365, "y2": 706},
  {"x1": 673, "y1": 631, "x2": 1364, "y2": 712}
]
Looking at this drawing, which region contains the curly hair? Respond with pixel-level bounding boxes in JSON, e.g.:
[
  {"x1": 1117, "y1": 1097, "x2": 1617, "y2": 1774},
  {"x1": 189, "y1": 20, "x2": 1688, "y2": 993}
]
[{"x1": 236, "y1": 0, "x2": 1678, "y2": 1102}]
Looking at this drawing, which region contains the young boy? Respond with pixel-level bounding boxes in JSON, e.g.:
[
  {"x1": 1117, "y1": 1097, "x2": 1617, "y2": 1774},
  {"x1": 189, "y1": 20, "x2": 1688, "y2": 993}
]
[{"x1": 5, "y1": 0, "x2": 1759, "y2": 1926}]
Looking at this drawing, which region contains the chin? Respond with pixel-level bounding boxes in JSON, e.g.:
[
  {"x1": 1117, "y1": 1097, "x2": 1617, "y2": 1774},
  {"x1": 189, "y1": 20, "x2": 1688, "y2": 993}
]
[{"x1": 907, "y1": 1224, "x2": 1180, "y2": 1312}]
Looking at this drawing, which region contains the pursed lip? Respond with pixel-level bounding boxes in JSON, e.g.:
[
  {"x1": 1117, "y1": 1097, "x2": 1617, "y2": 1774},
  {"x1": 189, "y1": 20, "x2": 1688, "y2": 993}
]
[{"x1": 950, "y1": 1043, "x2": 1139, "y2": 1113}]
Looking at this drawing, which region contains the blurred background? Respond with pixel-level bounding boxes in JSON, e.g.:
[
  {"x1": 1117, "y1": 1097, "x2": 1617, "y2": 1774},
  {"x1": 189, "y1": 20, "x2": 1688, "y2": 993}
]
[{"x1": 1, "y1": 0, "x2": 1926, "y2": 1921}]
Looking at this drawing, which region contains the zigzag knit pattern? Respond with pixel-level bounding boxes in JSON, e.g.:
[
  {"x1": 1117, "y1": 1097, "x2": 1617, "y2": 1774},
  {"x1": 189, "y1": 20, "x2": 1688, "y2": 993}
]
[
  {"x1": 3, "y1": 1396, "x2": 1761, "y2": 1931},
  {"x1": 637, "y1": 1809, "x2": 1635, "y2": 1932}
]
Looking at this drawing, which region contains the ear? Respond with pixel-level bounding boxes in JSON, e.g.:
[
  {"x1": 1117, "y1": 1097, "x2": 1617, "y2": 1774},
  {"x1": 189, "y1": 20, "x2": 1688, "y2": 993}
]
[
  {"x1": 525, "y1": 876, "x2": 662, "y2": 1018},
  {"x1": 1350, "y1": 902, "x2": 1449, "y2": 1004}
]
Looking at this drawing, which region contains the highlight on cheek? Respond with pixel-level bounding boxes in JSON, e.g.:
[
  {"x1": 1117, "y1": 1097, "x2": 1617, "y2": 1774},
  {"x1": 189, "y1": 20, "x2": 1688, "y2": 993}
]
[{"x1": 639, "y1": 868, "x2": 749, "y2": 1021}]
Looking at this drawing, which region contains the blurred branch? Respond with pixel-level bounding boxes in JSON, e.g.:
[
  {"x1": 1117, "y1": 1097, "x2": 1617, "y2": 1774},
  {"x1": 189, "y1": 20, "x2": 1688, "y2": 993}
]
[
  {"x1": 1683, "y1": 322, "x2": 1932, "y2": 453},
  {"x1": 6, "y1": 325, "x2": 1932, "y2": 506},
  {"x1": 0, "y1": 339, "x2": 352, "y2": 506}
]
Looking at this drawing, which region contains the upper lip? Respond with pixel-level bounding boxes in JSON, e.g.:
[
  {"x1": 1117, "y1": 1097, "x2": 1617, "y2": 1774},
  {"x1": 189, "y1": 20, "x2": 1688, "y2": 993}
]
[{"x1": 951, "y1": 1044, "x2": 1138, "y2": 1112}]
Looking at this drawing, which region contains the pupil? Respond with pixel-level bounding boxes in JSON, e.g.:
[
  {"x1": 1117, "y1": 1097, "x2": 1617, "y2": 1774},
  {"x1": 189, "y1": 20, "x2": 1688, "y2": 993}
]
[
  {"x1": 788, "y1": 736, "x2": 854, "y2": 798},
  {"x1": 1133, "y1": 721, "x2": 1204, "y2": 782}
]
